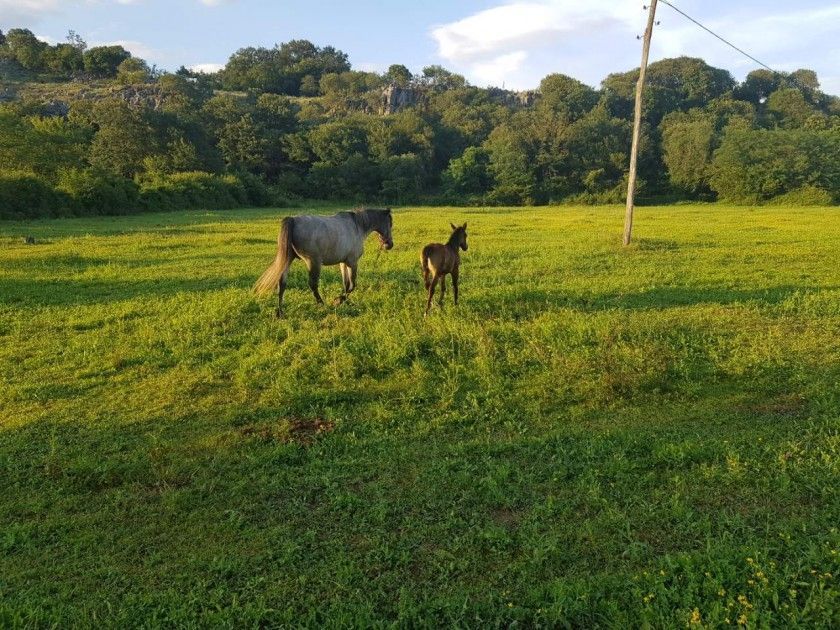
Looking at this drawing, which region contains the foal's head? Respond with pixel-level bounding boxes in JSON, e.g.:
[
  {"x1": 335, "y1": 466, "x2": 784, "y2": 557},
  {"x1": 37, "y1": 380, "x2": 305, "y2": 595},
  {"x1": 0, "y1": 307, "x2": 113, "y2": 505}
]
[{"x1": 449, "y1": 222, "x2": 468, "y2": 251}]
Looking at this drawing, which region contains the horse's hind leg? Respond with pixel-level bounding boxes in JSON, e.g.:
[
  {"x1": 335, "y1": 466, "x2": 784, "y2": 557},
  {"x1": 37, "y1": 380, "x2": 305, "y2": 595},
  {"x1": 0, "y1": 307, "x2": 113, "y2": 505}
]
[
  {"x1": 306, "y1": 259, "x2": 324, "y2": 305},
  {"x1": 276, "y1": 264, "x2": 290, "y2": 318},
  {"x1": 425, "y1": 275, "x2": 439, "y2": 316},
  {"x1": 438, "y1": 275, "x2": 446, "y2": 307}
]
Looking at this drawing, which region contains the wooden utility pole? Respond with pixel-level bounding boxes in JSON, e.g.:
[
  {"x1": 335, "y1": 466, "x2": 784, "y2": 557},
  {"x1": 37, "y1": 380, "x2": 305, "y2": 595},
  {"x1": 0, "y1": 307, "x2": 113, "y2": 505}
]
[{"x1": 623, "y1": 0, "x2": 658, "y2": 246}]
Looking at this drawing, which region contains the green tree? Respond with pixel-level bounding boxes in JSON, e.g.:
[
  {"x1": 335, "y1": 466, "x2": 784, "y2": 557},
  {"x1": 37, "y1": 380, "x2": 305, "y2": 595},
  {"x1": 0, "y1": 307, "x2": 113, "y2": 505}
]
[
  {"x1": 420, "y1": 65, "x2": 466, "y2": 91},
  {"x1": 308, "y1": 117, "x2": 372, "y2": 165},
  {"x1": 4, "y1": 29, "x2": 47, "y2": 71},
  {"x1": 380, "y1": 153, "x2": 424, "y2": 203},
  {"x1": 603, "y1": 57, "x2": 735, "y2": 125},
  {"x1": 538, "y1": 74, "x2": 599, "y2": 122},
  {"x1": 766, "y1": 88, "x2": 820, "y2": 129},
  {"x1": 83, "y1": 46, "x2": 131, "y2": 78},
  {"x1": 87, "y1": 99, "x2": 157, "y2": 177},
  {"x1": 116, "y1": 57, "x2": 151, "y2": 84},
  {"x1": 218, "y1": 114, "x2": 267, "y2": 173},
  {"x1": 484, "y1": 116, "x2": 537, "y2": 204},
  {"x1": 43, "y1": 43, "x2": 84, "y2": 76},
  {"x1": 710, "y1": 128, "x2": 840, "y2": 202},
  {"x1": 443, "y1": 146, "x2": 490, "y2": 197},
  {"x1": 386, "y1": 64, "x2": 412, "y2": 87}
]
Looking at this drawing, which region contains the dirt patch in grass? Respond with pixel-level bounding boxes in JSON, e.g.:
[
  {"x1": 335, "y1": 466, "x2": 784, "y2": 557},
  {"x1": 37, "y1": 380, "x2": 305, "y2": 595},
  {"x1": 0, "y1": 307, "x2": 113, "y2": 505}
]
[
  {"x1": 739, "y1": 393, "x2": 807, "y2": 418},
  {"x1": 490, "y1": 507, "x2": 522, "y2": 529},
  {"x1": 239, "y1": 417, "x2": 335, "y2": 446}
]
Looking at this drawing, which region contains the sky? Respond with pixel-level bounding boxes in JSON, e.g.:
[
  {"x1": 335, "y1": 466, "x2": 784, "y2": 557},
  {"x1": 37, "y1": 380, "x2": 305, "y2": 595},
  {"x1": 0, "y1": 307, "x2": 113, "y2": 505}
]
[{"x1": 2, "y1": 0, "x2": 838, "y2": 95}]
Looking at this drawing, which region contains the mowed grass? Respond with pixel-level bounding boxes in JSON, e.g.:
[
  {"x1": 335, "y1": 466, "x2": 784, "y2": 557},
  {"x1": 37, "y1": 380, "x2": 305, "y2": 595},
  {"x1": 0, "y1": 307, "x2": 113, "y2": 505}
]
[{"x1": 1, "y1": 205, "x2": 839, "y2": 627}]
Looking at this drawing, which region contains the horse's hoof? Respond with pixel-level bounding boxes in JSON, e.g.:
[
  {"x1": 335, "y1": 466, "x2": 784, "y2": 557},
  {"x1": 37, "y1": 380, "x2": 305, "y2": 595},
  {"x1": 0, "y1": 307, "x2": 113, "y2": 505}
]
[
  {"x1": 275, "y1": 308, "x2": 284, "y2": 318},
  {"x1": 332, "y1": 296, "x2": 346, "y2": 307}
]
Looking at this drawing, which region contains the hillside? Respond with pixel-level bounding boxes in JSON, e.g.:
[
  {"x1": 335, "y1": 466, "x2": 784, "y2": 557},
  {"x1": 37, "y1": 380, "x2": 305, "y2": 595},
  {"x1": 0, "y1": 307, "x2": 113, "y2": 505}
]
[{"x1": 1, "y1": 29, "x2": 839, "y2": 219}]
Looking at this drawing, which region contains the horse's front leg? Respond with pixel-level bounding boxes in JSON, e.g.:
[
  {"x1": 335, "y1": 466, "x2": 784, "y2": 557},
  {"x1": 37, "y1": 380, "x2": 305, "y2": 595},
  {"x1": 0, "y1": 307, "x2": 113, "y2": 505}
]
[
  {"x1": 306, "y1": 258, "x2": 324, "y2": 305},
  {"x1": 334, "y1": 263, "x2": 350, "y2": 306},
  {"x1": 451, "y1": 267, "x2": 459, "y2": 306},
  {"x1": 348, "y1": 264, "x2": 357, "y2": 294},
  {"x1": 438, "y1": 274, "x2": 446, "y2": 307}
]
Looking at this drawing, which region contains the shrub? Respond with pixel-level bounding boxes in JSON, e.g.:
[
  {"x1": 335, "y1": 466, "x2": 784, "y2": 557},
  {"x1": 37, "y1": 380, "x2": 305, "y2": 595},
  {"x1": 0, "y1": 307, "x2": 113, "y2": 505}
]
[
  {"x1": 767, "y1": 185, "x2": 834, "y2": 206},
  {"x1": 56, "y1": 168, "x2": 140, "y2": 215},
  {"x1": 0, "y1": 171, "x2": 70, "y2": 219},
  {"x1": 237, "y1": 171, "x2": 274, "y2": 206},
  {"x1": 137, "y1": 171, "x2": 263, "y2": 211}
]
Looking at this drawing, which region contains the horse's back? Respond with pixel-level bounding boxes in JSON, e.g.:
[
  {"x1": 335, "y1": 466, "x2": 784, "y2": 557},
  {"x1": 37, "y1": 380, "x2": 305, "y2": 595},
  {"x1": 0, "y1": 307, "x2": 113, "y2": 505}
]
[{"x1": 290, "y1": 213, "x2": 358, "y2": 264}]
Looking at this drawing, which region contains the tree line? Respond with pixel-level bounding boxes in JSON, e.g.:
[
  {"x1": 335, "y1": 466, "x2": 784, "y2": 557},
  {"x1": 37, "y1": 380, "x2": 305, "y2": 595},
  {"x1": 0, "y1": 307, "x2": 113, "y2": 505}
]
[{"x1": 1, "y1": 28, "x2": 839, "y2": 218}]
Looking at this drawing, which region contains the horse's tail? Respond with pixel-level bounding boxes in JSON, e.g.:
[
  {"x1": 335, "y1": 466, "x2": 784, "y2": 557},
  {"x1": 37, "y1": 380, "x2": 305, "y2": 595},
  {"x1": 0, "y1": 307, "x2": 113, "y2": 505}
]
[
  {"x1": 420, "y1": 246, "x2": 431, "y2": 290},
  {"x1": 253, "y1": 217, "x2": 293, "y2": 296}
]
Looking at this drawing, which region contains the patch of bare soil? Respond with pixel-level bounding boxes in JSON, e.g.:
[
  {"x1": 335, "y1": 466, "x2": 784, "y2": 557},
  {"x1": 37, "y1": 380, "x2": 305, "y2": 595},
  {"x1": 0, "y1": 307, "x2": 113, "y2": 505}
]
[{"x1": 239, "y1": 417, "x2": 335, "y2": 446}]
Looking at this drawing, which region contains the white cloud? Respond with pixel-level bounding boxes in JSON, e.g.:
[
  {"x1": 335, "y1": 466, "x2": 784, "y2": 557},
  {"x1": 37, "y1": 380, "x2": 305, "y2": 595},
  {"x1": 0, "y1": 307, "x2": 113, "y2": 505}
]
[
  {"x1": 471, "y1": 51, "x2": 529, "y2": 88},
  {"x1": 430, "y1": 0, "x2": 640, "y2": 88},
  {"x1": 92, "y1": 39, "x2": 163, "y2": 62},
  {"x1": 430, "y1": 0, "x2": 840, "y2": 93},
  {"x1": 0, "y1": 0, "x2": 233, "y2": 25},
  {"x1": 651, "y1": 3, "x2": 840, "y2": 95},
  {"x1": 188, "y1": 62, "x2": 224, "y2": 73},
  {"x1": 356, "y1": 61, "x2": 385, "y2": 73}
]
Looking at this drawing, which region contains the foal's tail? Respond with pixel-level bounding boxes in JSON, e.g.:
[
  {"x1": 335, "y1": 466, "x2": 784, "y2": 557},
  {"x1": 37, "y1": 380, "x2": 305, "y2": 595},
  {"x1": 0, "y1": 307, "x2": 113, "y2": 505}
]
[{"x1": 253, "y1": 217, "x2": 293, "y2": 296}]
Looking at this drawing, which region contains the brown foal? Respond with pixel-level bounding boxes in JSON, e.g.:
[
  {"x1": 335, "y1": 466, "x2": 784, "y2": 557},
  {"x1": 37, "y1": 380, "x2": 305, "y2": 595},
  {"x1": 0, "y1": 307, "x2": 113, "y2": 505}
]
[{"x1": 420, "y1": 223, "x2": 468, "y2": 316}]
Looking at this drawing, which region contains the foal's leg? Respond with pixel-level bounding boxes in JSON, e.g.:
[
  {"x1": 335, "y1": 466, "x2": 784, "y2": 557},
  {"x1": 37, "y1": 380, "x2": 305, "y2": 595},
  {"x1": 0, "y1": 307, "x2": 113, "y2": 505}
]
[
  {"x1": 451, "y1": 267, "x2": 459, "y2": 306},
  {"x1": 306, "y1": 258, "x2": 324, "y2": 304},
  {"x1": 425, "y1": 274, "x2": 439, "y2": 316},
  {"x1": 438, "y1": 274, "x2": 446, "y2": 307}
]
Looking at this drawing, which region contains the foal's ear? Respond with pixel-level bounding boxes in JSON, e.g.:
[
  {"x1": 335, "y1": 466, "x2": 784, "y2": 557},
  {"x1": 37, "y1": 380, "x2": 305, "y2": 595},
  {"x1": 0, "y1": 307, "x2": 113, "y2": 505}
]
[
  {"x1": 462, "y1": 222, "x2": 467, "y2": 230},
  {"x1": 450, "y1": 222, "x2": 457, "y2": 231}
]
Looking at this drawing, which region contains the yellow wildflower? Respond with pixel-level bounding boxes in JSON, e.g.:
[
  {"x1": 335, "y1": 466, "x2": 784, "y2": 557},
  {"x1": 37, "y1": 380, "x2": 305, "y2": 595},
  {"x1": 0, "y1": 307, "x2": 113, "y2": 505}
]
[{"x1": 689, "y1": 608, "x2": 702, "y2": 625}]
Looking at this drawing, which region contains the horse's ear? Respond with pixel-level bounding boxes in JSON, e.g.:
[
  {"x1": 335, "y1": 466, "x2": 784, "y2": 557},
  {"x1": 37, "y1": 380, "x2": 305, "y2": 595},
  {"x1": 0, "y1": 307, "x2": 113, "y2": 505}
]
[
  {"x1": 462, "y1": 222, "x2": 467, "y2": 230},
  {"x1": 450, "y1": 222, "x2": 457, "y2": 231}
]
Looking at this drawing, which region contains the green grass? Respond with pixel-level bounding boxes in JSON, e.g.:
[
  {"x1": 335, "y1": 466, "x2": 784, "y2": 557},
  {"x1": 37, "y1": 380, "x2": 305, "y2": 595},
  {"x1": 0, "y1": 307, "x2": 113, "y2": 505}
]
[{"x1": 1, "y1": 205, "x2": 839, "y2": 627}]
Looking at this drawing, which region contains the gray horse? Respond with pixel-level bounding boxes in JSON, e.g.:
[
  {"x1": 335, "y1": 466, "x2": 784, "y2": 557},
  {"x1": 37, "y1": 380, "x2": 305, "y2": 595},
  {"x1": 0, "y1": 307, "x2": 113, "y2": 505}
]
[{"x1": 253, "y1": 207, "x2": 394, "y2": 316}]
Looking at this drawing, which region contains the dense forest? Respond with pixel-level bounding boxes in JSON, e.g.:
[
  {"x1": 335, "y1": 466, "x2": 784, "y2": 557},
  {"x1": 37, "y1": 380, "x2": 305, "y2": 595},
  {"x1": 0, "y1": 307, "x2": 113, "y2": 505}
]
[{"x1": 1, "y1": 28, "x2": 839, "y2": 218}]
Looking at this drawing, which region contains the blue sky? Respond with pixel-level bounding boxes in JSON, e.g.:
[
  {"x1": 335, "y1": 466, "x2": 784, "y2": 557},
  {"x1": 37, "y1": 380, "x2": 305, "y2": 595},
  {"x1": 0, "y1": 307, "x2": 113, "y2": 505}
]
[{"x1": 2, "y1": 0, "x2": 838, "y2": 94}]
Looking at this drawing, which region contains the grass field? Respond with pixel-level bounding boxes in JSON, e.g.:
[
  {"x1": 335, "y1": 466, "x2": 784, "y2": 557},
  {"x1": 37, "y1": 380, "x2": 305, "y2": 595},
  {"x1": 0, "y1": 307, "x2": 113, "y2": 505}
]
[{"x1": 1, "y1": 205, "x2": 839, "y2": 627}]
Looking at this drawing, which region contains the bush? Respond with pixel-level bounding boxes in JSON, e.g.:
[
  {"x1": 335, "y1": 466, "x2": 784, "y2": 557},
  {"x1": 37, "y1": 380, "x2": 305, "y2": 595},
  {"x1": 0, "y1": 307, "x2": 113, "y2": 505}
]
[
  {"x1": 56, "y1": 168, "x2": 140, "y2": 215},
  {"x1": 711, "y1": 129, "x2": 840, "y2": 203},
  {"x1": 767, "y1": 185, "x2": 834, "y2": 206},
  {"x1": 136, "y1": 171, "x2": 272, "y2": 211},
  {"x1": 0, "y1": 171, "x2": 70, "y2": 219},
  {"x1": 237, "y1": 171, "x2": 274, "y2": 206}
]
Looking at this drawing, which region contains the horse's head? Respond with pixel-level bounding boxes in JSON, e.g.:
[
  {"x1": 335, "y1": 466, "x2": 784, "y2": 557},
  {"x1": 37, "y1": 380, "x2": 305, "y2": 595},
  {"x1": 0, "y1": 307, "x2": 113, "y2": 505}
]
[
  {"x1": 450, "y1": 222, "x2": 468, "y2": 251},
  {"x1": 375, "y1": 208, "x2": 394, "y2": 250}
]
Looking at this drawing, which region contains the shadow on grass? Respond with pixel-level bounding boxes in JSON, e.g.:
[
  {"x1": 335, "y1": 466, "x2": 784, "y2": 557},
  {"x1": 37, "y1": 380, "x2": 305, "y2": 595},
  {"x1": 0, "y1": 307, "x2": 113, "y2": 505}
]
[
  {"x1": 0, "y1": 274, "x2": 258, "y2": 307},
  {"x1": 468, "y1": 284, "x2": 834, "y2": 316}
]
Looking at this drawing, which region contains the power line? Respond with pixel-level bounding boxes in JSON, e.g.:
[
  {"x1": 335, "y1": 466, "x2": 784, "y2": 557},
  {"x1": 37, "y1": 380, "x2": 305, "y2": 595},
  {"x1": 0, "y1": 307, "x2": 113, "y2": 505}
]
[{"x1": 657, "y1": 0, "x2": 790, "y2": 80}]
